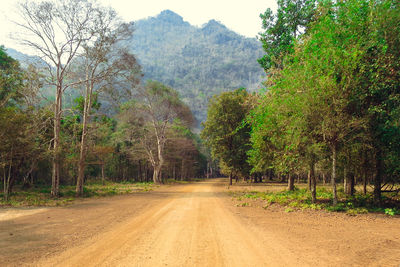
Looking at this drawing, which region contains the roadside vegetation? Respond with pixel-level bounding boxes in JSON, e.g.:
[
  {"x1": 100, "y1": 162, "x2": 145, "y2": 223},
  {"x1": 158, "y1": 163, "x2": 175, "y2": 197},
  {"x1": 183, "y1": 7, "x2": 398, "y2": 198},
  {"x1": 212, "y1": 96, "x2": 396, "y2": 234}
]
[
  {"x1": 0, "y1": 181, "x2": 155, "y2": 207},
  {"x1": 1, "y1": 0, "x2": 209, "y2": 204},
  {"x1": 229, "y1": 184, "x2": 400, "y2": 216},
  {"x1": 202, "y1": 0, "x2": 400, "y2": 212}
]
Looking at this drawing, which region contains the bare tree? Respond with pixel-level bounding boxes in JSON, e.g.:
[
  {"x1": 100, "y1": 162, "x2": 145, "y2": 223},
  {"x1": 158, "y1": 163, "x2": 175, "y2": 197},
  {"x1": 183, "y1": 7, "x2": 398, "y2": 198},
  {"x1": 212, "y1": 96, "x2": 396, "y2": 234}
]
[
  {"x1": 119, "y1": 81, "x2": 194, "y2": 184},
  {"x1": 72, "y1": 10, "x2": 139, "y2": 196},
  {"x1": 140, "y1": 82, "x2": 194, "y2": 183},
  {"x1": 15, "y1": 0, "x2": 108, "y2": 196}
]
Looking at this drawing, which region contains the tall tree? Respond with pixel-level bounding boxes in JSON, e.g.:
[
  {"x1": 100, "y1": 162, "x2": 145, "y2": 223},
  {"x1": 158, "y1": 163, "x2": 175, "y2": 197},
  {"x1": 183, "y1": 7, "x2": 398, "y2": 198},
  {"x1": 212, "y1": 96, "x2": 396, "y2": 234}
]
[
  {"x1": 73, "y1": 12, "x2": 139, "y2": 196},
  {"x1": 201, "y1": 88, "x2": 252, "y2": 185},
  {"x1": 251, "y1": 0, "x2": 400, "y2": 205},
  {"x1": 258, "y1": 0, "x2": 316, "y2": 72},
  {"x1": 119, "y1": 81, "x2": 194, "y2": 184},
  {"x1": 16, "y1": 0, "x2": 103, "y2": 197},
  {"x1": 350, "y1": 0, "x2": 400, "y2": 203},
  {"x1": 0, "y1": 49, "x2": 51, "y2": 200}
]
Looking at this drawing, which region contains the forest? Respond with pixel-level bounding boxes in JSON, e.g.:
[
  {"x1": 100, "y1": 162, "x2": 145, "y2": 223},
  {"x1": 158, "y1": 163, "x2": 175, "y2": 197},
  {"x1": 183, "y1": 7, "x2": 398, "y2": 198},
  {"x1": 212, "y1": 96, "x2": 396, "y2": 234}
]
[
  {"x1": 202, "y1": 0, "x2": 400, "y2": 208},
  {"x1": 0, "y1": 0, "x2": 208, "y2": 202}
]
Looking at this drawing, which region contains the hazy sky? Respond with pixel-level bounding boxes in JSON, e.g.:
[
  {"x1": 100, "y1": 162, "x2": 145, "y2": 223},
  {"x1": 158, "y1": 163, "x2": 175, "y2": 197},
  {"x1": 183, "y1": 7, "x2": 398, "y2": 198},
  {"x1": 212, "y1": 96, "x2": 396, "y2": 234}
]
[{"x1": 0, "y1": 0, "x2": 276, "y2": 54}]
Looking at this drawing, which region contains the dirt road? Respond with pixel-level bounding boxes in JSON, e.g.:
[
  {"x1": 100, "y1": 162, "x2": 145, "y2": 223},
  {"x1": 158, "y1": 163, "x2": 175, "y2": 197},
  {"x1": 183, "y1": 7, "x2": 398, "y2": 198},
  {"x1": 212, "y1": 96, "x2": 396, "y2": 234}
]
[{"x1": 1, "y1": 179, "x2": 400, "y2": 266}]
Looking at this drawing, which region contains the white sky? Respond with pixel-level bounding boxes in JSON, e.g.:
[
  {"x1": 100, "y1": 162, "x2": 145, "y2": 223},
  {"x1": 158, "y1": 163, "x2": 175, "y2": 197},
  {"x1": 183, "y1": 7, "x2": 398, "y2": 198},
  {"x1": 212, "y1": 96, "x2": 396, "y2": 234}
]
[{"x1": 0, "y1": 0, "x2": 276, "y2": 55}]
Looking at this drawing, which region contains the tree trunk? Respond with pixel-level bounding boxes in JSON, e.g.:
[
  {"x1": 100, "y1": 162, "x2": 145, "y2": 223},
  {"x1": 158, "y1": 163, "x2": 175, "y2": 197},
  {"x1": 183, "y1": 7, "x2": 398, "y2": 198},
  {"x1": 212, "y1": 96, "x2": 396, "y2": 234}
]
[
  {"x1": 229, "y1": 172, "x2": 232, "y2": 186},
  {"x1": 153, "y1": 166, "x2": 159, "y2": 184},
  {"x1": 137, "y1": 160, "x2": 142, "y2": 182},
  {"x1": 101, "y1": 163, "x2": 105, "y2": 185},
  {"x1": 22, "y1": 161, "x2": 34, "y2": 189},
  {"x1": 270, "y1": 170, "x2": 273, "y2": 180},
  {"x1": 307, "y1": 170, "x2": 311, "y2": 191},
  {"x1": 310, "y1": 157, "x2": 317, "y2": 203},
  {"x1": 348, "y1": 172, "x2": 355, "y2": 196},
  {"x1": 76, "y1": 152, "x2": 85, "y2": 196},
  {"x1": 153, "y1": 164, "x2": 163, "y2": 184},
  {"x1": 343, "y1": 166, "x2": 347, "y2": 194},
  {"x1": 331, "y1": 144, "x2": 338, "y2": 205},
  {"x1": 3, "y1": 148, "x2": 13, "y2": 202},
  {"x1": 153, "y1": 136, "x2": 165, "y2": 184},
  {"x1": 76, "y1": 78, "x2": 93, "y2": 197},
  {"x1": 374, "y1": 148, "x2": 382, "y2": 205},
  {"x1": 147, "y1": 164, "x2": 151, "y2": 182},
  {"x1": 363, "y1": 150, "x2": 368, "y2": 195},
  {"x1": 51, "y1": 86, "x2": 62, "y2": 197},
  {"x1": 287, "y1": 173, "x2": 294, "y2": 191},
  {"x1": 181, "y1": 158, "x2": 185, "y2": 181}
]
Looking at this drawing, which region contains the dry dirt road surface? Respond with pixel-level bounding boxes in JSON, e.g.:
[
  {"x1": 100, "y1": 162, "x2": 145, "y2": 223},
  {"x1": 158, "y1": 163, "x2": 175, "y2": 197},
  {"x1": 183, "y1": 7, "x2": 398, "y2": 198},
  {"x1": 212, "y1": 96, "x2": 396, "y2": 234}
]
[{"x1": 1, "y1": 178, "x2": 400, "y2": 267}]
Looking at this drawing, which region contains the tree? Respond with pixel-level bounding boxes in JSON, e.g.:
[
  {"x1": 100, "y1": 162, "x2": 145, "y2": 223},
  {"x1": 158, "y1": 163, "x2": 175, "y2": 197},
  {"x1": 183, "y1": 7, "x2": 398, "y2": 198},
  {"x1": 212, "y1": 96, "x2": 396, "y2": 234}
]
[
  {"x1": 201, "y1": 88, "x2": 252, "y2": 185},
  {"x1": 350, "y1": 0, "x2": 400, "y2": 203},
  {"x1": 258, "y1": 0, "x2": 317, "y2": 72},
  {"x1": 119, "y1": 81, "x2": 194, "y2": 184},
  {"x1": 16, "y1": 0, "x2": 104, "y2": 197},
  {"x1": 0, "y1": 46, "x2": 24, "y2": 107},
  {"x1": 72, "y1": 8, "x2": 139, "y2": 196},
  {"x1": 0, "y1": 48, "x2": 51, "y2": 200},
  {"x1": 251, "y1": 0, "x2": 400, "y2": 205}
]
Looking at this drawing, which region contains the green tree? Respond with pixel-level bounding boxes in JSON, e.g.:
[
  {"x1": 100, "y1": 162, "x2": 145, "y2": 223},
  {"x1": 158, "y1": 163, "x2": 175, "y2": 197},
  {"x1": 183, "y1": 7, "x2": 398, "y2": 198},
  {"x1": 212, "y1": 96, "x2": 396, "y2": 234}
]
[
  {"x1": 201, "y1": 88, "x2": 251, "y2": 185},
  {"x1": 350, "y1": 0, "x2": 400, "y2": 203},
  {"x1": 0, "y1": 46, "x2": 24, "y2": 107},
  {"x1": 251, "y1": 0, "x2": 400, "y2": 205},
  {"x1": 0, "y1": 49, "x2": 51, "y2": 200},
  {"x1": 258, "y1": 0, "x2": 316, "y2": 72}
]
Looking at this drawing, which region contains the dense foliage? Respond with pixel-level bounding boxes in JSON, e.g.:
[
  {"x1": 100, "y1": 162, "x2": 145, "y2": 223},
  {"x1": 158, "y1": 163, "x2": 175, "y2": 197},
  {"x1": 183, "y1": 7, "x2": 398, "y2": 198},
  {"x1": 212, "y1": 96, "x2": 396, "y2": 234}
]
[
  {"x1": 201, "y1": 89, "x2": 252, "y2": 184},
  {"x1": 202, "y1": 0, "x2": 400, "y2": 206}
]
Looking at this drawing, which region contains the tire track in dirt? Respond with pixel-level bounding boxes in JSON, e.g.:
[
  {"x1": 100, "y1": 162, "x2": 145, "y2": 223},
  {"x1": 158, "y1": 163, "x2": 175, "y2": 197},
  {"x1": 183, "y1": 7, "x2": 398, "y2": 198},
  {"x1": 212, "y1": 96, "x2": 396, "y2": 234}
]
[
  {"x1": 2, "y1": 179, "x2": 399, "y2": 267},
  {"x1": 36, "y1": 180, "x2": 296, "y2": 266}
]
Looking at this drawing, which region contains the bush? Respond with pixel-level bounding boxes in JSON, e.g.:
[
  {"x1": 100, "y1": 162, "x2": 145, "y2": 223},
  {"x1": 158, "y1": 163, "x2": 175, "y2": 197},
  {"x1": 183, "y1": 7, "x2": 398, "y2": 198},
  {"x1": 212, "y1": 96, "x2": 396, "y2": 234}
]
[{"x1": 384, "y1": 208, "x2": 399, "y2": 216}]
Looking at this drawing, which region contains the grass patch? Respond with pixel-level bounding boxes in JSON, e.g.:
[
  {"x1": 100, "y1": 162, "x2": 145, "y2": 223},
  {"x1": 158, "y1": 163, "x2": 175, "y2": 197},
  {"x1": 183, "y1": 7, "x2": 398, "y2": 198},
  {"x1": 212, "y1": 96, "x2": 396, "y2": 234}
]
[
  {"x1": 231, "y1": 186, "x2": 400, "y2": 216},
  {"x1": 284, "y1": 207, "x2": 294, "y2": 213},
  {"x1": 236, "y1": 202, "x2": 250, "y2": 207},
  {"x1": 384, "y1": 208, "x2": 400, "y2": 216},
  {"x1": 0, "y1": 181, "x2": 155, "y2": 207}
]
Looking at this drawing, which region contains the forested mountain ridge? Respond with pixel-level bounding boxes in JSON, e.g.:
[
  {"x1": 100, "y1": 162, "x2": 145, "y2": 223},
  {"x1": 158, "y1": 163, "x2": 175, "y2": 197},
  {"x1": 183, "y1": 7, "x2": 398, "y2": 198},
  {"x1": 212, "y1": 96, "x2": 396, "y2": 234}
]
[
  {"x1": 5, "y1": 10, "x2": 265, "y2": 125},
  {"x1": 6, "y1": 48, "x2": 44, "y2": 68},
  {"x1": 128, "y1": 10, "x2": 265, "y2": 125}
]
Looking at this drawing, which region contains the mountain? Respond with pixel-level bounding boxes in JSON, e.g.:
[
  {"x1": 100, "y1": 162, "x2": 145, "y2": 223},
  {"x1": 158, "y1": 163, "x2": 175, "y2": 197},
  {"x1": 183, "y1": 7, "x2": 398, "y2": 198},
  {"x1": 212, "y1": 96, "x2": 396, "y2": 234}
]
[
  {"x1": 128, "y1": 10, "x2": 265, "y2": 125},
  {"x1": 5, "y1": 47, "x2": 47, "y2": 69},
  {"x1": 4, "y1": 10, "x2": 266, "y2": 126}
]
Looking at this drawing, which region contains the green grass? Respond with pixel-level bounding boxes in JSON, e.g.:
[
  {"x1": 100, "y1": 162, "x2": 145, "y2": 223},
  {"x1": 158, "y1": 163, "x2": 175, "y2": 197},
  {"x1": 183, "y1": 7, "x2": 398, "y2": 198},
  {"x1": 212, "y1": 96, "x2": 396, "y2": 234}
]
[
  {"x1": 231, "y1": 186, "x2": 400, "y2": 216},
  {"x1": 0, "y1": 181, "x2": 155, "y2": 207}
]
